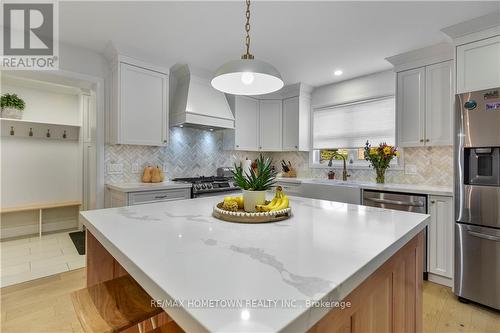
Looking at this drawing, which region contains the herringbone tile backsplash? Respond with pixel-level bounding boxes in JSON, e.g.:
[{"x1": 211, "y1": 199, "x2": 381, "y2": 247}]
[{"x1": 105, "y1": 127, "x2": 453, "y2": 186}]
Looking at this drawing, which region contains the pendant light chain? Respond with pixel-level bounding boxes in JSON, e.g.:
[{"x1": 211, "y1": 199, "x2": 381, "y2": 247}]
[{"x1": 242, "y1": 0, "x2": 254, "y2": 60}]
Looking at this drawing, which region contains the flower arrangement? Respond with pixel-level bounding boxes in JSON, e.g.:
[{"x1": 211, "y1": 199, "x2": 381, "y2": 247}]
[{"x1": 364, "y1": 141, "x2": 399, "y2": 183}]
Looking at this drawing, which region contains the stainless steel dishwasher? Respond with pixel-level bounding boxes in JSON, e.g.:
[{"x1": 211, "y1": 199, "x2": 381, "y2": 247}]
[{"x1": 362, "y1": 189, "x2": 428, "y2": 279}]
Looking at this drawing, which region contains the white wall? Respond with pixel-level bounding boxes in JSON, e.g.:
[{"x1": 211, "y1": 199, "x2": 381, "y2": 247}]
[
  {"x1": 2, "y1": 79, "x2": 80, "y2": 126},
  {"x1": 312, "y1": 70, "x2": 395, "y2": 108},
  {"x1": 1, "y1": 80, "x2": 82, "y2": 208}
]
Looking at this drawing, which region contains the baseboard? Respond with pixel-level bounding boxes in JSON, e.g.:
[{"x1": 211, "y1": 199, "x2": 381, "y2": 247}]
[
  {"x1": 428, "y1": 273, "x2": 453, "y2": 287},
  {"x1": 1, "y1": 219, "x2": 78, "y2": 239}
]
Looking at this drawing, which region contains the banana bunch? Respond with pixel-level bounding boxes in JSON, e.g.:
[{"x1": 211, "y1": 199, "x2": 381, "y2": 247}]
[{"x1": 256, "y1": 186, "x2": 289, "y2": 212}]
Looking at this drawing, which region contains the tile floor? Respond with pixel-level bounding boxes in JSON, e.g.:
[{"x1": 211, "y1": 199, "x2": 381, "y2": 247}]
[{"x1": 0, "y1": 231, "x2": 85, "y2": 288}]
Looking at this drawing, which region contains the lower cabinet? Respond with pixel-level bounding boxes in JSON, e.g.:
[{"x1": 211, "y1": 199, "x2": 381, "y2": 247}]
[
  {"x1": 106, "y1": 187, "x2": 191, "y2": 208},
  {"x1": 428, "y1": 195, "x2": 454, "y2": 282}
]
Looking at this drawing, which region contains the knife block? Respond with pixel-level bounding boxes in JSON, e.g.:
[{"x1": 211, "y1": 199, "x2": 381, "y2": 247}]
[{"x1": 282, "y1": 168, "x2": 297, "y2": 178}]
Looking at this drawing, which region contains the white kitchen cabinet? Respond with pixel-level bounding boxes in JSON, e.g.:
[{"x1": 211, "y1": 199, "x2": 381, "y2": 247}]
[
  {"x1": 397, "y1": 61, "x2": 453, "y2": 147},
  {"x1": 226, "y1": 83, "x2": 311, "y2": 152},
  {"x1": 425, "y1": 61, "x2": 453, "y2": 146},
  {"x1": 428, "y1": 195, "x2": 453, "y2": 280},
  {"x1": 259, "y1": 100, "x2": 282, "y2": 151},
  {"x1": 105, "y1": 187, "x2": 190, "y2": 208},
  {"x1": 109, "y1": 60, "x2": 168, "y2": 146},
  {"x1": 457, "y1": 35, "x2": 500, "y2": 93},
  {"x1": 397, "y1": 67, "x2": 425, "y2": 147},
  {"x1": 283, "y1": 96, "x2": 311, "y2": 151},
  {"x1": 234, "y1": 96, "x2": 259, "y2": 151}
]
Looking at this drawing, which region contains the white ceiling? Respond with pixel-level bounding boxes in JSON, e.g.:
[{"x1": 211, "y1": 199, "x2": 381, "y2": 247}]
[{"x1": 59, "y1": 1, "x2": 500, "y2": 87}]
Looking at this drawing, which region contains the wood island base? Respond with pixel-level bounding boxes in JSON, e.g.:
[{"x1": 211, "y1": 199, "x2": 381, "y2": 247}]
[{"x1": 87, "y1": 231, "x2": 423, "y2": 333}]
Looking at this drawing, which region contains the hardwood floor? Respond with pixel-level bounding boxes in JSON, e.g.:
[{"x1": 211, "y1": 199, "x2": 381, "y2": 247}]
[
  {"x1": 423, "y1": 281, "x2": 500, "y2": 333},
  {"x1": 1, "y1": 269, "x2": 499, "y2": 333}
]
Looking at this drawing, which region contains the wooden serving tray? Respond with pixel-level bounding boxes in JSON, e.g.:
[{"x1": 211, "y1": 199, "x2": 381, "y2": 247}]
[{"x1": 213, "y1": 203, "x2": 291, "y2": 223}]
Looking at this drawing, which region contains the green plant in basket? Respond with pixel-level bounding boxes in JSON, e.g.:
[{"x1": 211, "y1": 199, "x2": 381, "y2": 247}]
[
  {"x1": 1, "y1": 94, "x2": 25, "y2": 111},
  {"x1": 232, "y1": 155, "x2": 277, "y2": 191}
]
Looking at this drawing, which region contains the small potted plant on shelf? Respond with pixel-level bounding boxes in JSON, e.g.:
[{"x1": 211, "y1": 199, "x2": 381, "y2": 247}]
[
  {"x1": 1, "y1": 93, "x2": 26, "y2": 119},
  {"x1": 232, "y1": 155, "x2": 277, "y2": 212},
  {"x1": 364, "y1": 141, "x2": 399, "y2": 184}
]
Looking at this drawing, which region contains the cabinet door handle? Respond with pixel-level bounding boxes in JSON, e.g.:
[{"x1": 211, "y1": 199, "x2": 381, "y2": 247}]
[
  {"x1": 426, "y1": 139, "x2": 430, "y2": 142},
  {"x1": 419, "y1": 139, "x2": 424, "y2": 143},
  {"x1": 294, "y1": 145, "x2": 298, "y2": 149},
  {"x1": 431, "y1": 200, "x2": 435, "y2": 204},
  {"x1": 154, "y1": 195, "x2": 168, "y2": 199},
  {"x1": 236, "y1": 145, "x2": 240, "y2": 148}
]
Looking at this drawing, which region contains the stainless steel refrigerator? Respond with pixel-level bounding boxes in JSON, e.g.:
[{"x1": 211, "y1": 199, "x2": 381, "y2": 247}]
[{"x1": 455, "y1": 87, "x2": 500, "y2": 310}]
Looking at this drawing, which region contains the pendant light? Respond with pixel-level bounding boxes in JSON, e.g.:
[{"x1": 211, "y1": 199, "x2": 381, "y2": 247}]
[{"x1": 211, "y1": 0, "x2": 284, "y2": 96}]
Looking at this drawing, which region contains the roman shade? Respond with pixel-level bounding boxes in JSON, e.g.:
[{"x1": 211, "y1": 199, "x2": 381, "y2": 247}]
[{"x1": 313, "y1": 96, "x2": 395, "y2": 149}]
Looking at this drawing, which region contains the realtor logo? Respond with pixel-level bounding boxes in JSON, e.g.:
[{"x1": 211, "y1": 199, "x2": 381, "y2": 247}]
[{"x1": 1, "y1": 1, "x2": 59, "y2": 70}]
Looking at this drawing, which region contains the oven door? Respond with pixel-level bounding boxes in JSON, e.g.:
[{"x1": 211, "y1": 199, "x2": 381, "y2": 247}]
[{"x1": 194, "y1": 189, "x2": 242, "y2": 198}]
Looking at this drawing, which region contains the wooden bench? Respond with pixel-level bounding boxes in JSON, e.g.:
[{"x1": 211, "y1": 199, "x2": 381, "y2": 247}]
[
  {"x1": 71, "y1": 275, "x2": 184, "y2": 333},
  {"x1": 0, "y1": 200, "x2": 81, "y2": 237}
]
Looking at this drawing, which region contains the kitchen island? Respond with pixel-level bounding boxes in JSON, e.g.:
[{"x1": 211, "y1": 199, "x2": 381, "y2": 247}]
[{"x1": 80, "y1": 195, "x2": 428, "y2": 333}]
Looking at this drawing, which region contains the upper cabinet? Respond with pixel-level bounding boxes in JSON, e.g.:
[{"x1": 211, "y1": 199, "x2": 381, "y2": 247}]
[
  {"x1": 226, "y1": 83, "x2": 311, "y2": 152},
  {"x1": 108, "y1": 56, "x2": 169, "y2": 146},
  {"x1": 234, "y1": 96, "x2": 259, "y2": 151},
  {"x1": 397, "y1": 67, "x2": 425, "y2": 147},
  {"x1": 283, "y1": 95, "x2": 311, "y2": 151},
  {"x1": 456, "y1": 35, "x2": 500, "y2": 93},
  {"x1": 397, "y1": 60, "x2": 453, "y2": 147},
  {"x1": 259, "y1": 100, "x2": 282, "y2": 151},
  {"x1": 232, "y1": 97, "x2": 282, "y2": 151}
]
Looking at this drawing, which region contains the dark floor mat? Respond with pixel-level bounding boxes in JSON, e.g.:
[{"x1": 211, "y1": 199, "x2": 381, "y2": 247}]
[{"x1": 69, "y1": 231, "x2": 85, "y2": 255}]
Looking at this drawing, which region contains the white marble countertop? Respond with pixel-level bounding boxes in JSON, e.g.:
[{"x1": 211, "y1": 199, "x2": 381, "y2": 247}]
[
  {"x1": 277, "y1": 177, "x2": 453, "y2": 196},
  {"x1": 80, "y1": 195, "x2": 429, "y2": 333},
  {"x1": 106, "y1": 181, "x2": 192, "y2": 193}
]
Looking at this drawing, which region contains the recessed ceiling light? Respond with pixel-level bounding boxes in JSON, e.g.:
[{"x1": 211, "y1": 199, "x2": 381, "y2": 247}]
[
  {"x1": 179, "y1": 124, "x2": 184, "y2": 128},
  {"x1": 334, "y1": 70, "x2": 343, "y2": 76},
  {"x1": 209, "y1": 128, "x2": 214, "y2": 132}
]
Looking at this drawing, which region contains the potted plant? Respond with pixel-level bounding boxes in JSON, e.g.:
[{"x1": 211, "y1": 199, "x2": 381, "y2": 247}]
[
  {"x1": 1, "y1": 94, "x2": 26, "y2": 119},
  {"x1": 232, "y1": 155, "x2": 277, "y2": 212},
  {"x1": 364, "y1": 141, "x2": 399, "y2": 184}
]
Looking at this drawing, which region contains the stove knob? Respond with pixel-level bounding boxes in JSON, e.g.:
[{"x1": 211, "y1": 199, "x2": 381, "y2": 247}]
[
  {"x1": 195, "y1": 184, "x2": 201, "y2": 190},
  {"x1": 201, "y1": 184, "x2": 206, "y2": 189},
  {"x1": 206, "y1": 183, "x2": 213, "y2": 189}
]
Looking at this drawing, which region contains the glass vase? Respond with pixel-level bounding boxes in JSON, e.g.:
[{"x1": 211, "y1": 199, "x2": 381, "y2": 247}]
[{"x1": 375, "y1": 167, "x2": 386, "y2": 184}]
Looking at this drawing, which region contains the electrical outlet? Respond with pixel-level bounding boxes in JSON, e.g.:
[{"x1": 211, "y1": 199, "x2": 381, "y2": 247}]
[
  {"x1": 107, "y1": 163, "x2": 123, "y2": 174},
  {"x1": 132, "y1": 162, "x2": 140, "y2": 173},
  {"x1": 162, "y1": 164, "x2": 168, "y2": 172},
  {"x1": 405, "y1": 164, "x2": 417, "y2": 175}
]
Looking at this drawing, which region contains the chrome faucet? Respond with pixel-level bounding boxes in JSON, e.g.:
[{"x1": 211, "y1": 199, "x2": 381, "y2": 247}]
[{"x1": 328, "y1": 153, "x2": 350, "y2": 181}]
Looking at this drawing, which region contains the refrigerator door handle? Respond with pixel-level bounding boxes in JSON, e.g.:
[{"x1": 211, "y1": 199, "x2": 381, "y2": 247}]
[{"x1": 467, "y1": 230, "x2": 500, "y2": 242}]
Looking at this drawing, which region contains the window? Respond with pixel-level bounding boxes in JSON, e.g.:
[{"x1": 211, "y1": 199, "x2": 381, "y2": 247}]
[{"x1": 311, "y1": 96, "x2": 397, "y2": 168}]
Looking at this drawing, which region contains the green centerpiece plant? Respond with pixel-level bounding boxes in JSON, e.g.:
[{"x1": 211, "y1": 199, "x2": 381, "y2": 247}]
[
  {"x1": 232, "y1": 155, "x2": 277, "y2": 212},
  {"x1": 364, "y1": 141, "x2": 399, "y2": 184}
]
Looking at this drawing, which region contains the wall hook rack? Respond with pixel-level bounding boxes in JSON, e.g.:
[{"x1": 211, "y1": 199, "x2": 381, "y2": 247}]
[{"x1": 1, "y1": 119, "x2": 80, "y2": 141}]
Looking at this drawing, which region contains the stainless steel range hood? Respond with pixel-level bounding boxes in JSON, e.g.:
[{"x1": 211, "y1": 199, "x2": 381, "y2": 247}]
[{"x1": 170, "y1": 64, "x2": 234, "y2": 129}]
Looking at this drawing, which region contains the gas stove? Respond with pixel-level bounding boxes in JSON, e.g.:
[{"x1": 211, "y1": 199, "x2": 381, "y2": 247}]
[{"x1": 172, "y1": 176, "x2": 240, "y2": 198}]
